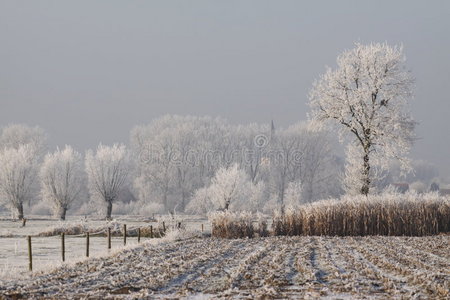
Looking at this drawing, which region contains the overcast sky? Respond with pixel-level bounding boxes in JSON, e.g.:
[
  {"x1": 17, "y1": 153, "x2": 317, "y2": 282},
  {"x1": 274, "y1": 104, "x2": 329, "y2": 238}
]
[{"x1": 1, "y1": 1, "x2": 450, "y2": 177}]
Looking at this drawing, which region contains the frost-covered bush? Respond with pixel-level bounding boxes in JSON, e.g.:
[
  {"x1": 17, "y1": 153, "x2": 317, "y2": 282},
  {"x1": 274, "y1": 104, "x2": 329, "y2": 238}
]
[
  {"x1": 186, "y1": 187, "x2": 215, "y2": 215},
  {"x1": 187, "y1": 165, "x2": 267, "y2": 214},
  {"x1": 37, "y1": 220, "x2": 164, "y2": 237},
  {"x1": 273, "y1": 192, "x2": 450, "y2": 236},
  {"x1": 75, "y1": 201, "x2": 97, "y2": 216},
  {"x1": 38, "y1": 220, "x2": 123, "y2": 237},
  {"x1": 29, "y1": 200, "x2": 52, "y2": 216},
  {"x1": 410, "y1": 181, "x2": 427, "y2": 194}
]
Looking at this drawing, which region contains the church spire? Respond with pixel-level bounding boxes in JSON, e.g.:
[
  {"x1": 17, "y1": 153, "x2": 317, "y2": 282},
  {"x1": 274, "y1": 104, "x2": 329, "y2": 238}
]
[{"x1": 270, "y1": 120, "x2": 275, "y2": 140}]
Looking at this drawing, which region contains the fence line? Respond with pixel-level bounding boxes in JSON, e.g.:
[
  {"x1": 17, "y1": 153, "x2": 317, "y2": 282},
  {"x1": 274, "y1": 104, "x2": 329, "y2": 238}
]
[{"x1": 21, "y1": 222, "x2": 207, "y2": 272}]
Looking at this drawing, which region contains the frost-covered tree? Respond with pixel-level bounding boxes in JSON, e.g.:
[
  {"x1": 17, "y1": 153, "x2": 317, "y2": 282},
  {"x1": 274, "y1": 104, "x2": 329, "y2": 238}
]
[
  {"x1": 0, "y1": 145, "x2": 38, "y2": 219},
  {"x1": 268, "y1": 124, "x2": 303, "y2": 210},
  {"x1": 85, "y1": 144, "x2": 130, "y2": 220},
  {"x1": 248, "y1": 181, "x2": 265, "y2": 212},
  {"x1": 284, "y1": 181, "x2": 303, "y2": 208},
  {"x1": 131, "y1": 115, "x2": 343, "y2": 213},
  {"x1": 186, "y1": 187, "x2": 214, "y2": 215},
  {"x1": 235, "y1": 123, "x2": 270, "y2": 183},
  {"x1": 131, "y1": 115, "x2": 230, "y2": 212},
  {"x1": 309, "y1": 43, "x2": 415, "y2": 195},
  {"x1": 0, "y1": 124, "x2": 47, "y2": 155},
  {"x1": 40, "y1": 146, "x2": 83, "y2": 220},
  {"x1": 209, "y1": 164, "x2": 251, "y2": 211},
  {"x1": 267, "y1": 123, "x2": 340, "y2": 208}
]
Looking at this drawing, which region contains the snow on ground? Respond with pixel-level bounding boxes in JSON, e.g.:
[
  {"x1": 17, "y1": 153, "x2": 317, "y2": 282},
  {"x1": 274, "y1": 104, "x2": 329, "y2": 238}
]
[
  {"x1": 0, "y1": 216, "x2": 210, "y2": 277},
  {"x1": 0, "y1": 235, "x2": 448, "y2": 299}
]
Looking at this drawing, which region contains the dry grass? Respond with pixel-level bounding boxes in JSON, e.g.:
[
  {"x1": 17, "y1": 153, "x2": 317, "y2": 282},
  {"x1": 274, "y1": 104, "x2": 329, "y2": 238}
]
[
  {"x1": 273, "y1": 192, "x2": 450, "y2": 236},
  {"x1": 209, "y1": 211, "x2": 268, "y2": 238}
]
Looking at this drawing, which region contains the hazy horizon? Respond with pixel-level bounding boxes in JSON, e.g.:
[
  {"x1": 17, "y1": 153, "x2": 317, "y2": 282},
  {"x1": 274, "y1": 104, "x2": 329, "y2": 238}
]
[{"x1": 1, "y1": 1, "x2": 450, "y2": 177}]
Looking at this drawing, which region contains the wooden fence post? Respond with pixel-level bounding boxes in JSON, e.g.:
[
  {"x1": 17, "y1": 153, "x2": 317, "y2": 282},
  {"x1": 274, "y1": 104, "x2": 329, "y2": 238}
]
[
  {"x1": 201, "y1": 224, "x2": 204, "y2": 232},
  {"x1": 22, "y1": 218, "x2": 27, "y2": 227},
  {"x1": 123, "y1": 224, "x2": 127, "y2": 246},
  {"x1": 162, "y1": 221, "x2": 166, "y2": 233},
  {"x1": 86, "y1": 232, "x2": 90, "y2": 257},
  {"x1": 137, "y1": 228, "x2": 141, "y2": 243},
  {"x1": 150, "y1": 225, "x2": 153, "y2": 238},
  {"x1": 107, "y1": 227, "x2": 111, "y2": 249},
  {"x1": 27, "y1": 236, "x2": 32, "y2": 271},
  {"x1": 61, "y1": 233, "x2": 65, "y2": 262}
]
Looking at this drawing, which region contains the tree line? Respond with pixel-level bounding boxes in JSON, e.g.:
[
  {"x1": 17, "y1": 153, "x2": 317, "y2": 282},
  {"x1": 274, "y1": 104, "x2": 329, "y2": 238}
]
[{"x1": 0, "y1": 119, "x2": 342, "y2": 220}]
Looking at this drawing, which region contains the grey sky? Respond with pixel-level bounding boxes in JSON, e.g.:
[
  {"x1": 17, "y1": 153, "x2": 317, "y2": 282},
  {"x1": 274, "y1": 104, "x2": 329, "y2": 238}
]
[{"x1": 1, "y1": 1, "x2": 450, "y2": 176}]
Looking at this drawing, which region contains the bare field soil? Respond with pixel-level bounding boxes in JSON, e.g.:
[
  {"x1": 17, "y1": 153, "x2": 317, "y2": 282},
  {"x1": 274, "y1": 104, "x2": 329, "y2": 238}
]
[{"x1": 0, "y1": 236, "x2": 449, "y2": 299}]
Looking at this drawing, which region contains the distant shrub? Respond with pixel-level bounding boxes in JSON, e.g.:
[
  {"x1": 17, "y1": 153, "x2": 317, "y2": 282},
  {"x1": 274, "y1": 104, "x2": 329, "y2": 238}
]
[
  {"x1": 29, "y1": 201, "x2": 52, "y2": 216},
  {"x1": 210, "y1": 211, "x2": 263, "y2": 239},
  {"x1": 113, "y1": 201, "x2": 164, "y2": 216},
  {"x1": 273, "y1": 192, "x2": 450, "y2": 236}
]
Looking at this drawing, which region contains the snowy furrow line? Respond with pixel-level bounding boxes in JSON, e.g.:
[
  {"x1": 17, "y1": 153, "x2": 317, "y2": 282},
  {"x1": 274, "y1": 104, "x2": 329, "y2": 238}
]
[
  {"x1": 348, "y1": 237, "x2": 448, "y2": 298},
  {"x1": 357, "y1": 237, "x2": 449, "y2": 298},
  {"x1": 365, "y1": 237, "x2": 450, "y2": 275},
  {"x1": 399, "y1": 236, "x2": 450, "y2": 261}
]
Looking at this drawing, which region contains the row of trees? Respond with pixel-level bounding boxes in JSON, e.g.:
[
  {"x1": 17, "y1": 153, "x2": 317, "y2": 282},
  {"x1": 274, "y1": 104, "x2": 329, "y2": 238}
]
[{"x1": 0, "y1": 125, "x2": 129, "y2": 220}]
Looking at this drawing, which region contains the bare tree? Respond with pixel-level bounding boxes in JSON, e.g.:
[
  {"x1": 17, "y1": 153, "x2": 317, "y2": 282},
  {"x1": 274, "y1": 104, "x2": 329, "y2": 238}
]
[
  {"x1": 40, "y1": 146, "x2": 83, "y2": 220},
  {"x1": 85, "y1": 144, "x2": 130, "y2": 220},
  {"x1": 131, "y1": 120, "x2": 177, "y2": 211},
  {"x1": 268, "y1": 124, "x2": 303, "y2": 211},
  {"x1": 309, "y1": 43, "x2": 415, "y2": 195}
]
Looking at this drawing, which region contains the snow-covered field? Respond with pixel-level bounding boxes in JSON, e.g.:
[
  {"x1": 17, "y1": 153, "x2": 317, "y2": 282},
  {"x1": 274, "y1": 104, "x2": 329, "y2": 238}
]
[
  {"x1": 0, "y1": 216, "x2": 209, "y2": 277},
  {"x1": 1, "y1": 235, "x2": 448, "y2": 299}
]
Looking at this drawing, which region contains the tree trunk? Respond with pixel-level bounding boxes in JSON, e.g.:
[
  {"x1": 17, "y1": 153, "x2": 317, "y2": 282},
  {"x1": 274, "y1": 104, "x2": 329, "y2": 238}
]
[
  {"x1": 162, "y1": 183, "x2": 169, "y2": 212},
  {"x1": 180, "y1": 189, "x2": 186, "y2": 212},
  {"x1": 361, "y1": 152, "x2": 370, "y2": 196},
  {"x1": 17, "y1": 202, "x2": 24, "y2": 220},
  {"x1": 224, "y1": 199, "x2": 230, "y2": 211},
  {"x1": 59, "y1": 206, "x2": 67, "y2": 221},
  {"x1": 279, "y1": 178, "x2": 285, "y2": 215},
  {"x1": 106, "y1": 201, "x2": 113, "y2": 220}
]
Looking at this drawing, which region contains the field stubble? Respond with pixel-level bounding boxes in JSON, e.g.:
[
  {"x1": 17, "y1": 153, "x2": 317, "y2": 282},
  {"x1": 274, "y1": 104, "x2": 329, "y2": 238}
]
[{"x1": 0, "y1": 235, "x2": 448, "y2": 299}]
